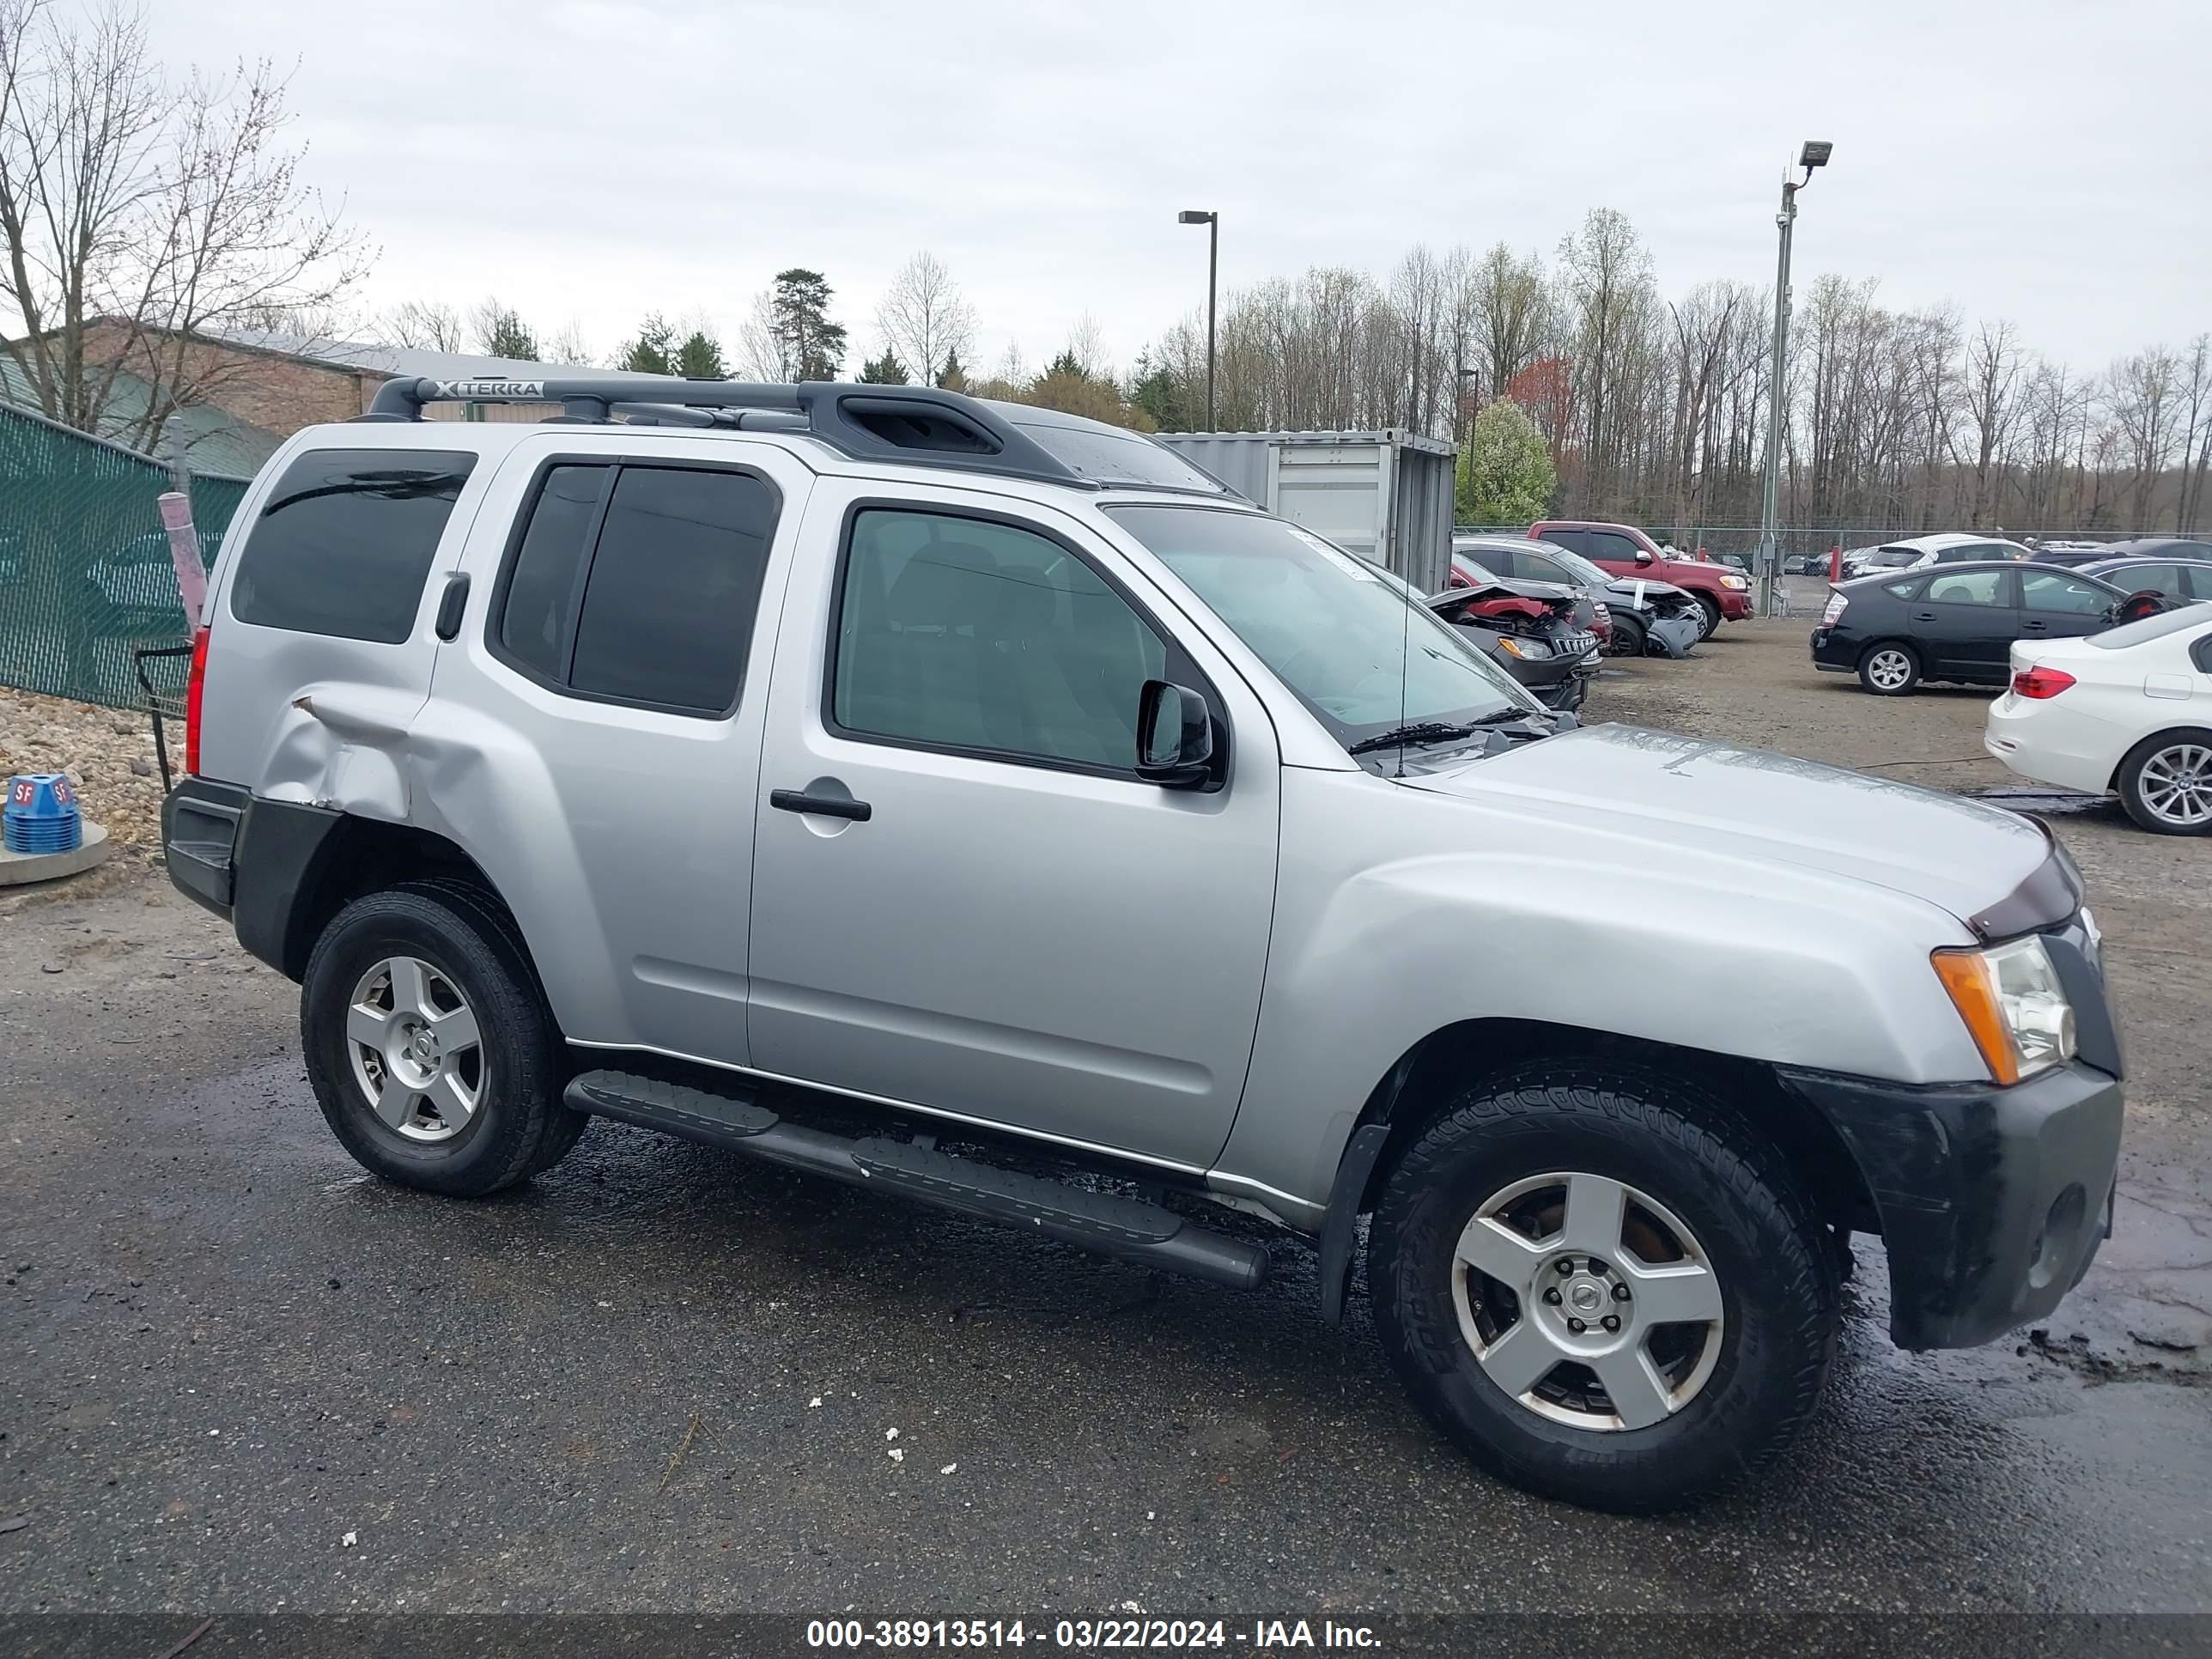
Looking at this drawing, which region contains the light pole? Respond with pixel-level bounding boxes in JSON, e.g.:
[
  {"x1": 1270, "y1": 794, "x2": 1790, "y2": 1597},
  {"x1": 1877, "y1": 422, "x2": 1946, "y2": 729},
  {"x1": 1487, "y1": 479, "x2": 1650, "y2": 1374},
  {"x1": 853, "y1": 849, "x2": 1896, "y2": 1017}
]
[
  {"x1": 1755, "y1": 140, "x2": 1831, "y2": 618},
  {"x1": 1178, "y1": 210, "x2": 1218, "y2": 428}
]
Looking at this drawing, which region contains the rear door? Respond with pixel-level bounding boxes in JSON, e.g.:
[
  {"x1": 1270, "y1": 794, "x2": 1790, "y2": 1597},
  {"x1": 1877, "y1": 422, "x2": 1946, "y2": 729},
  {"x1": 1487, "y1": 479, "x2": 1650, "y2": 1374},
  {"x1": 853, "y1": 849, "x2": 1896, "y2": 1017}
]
[
  {"x1": 2104, "y1": 562, "x2": 2183, "y2": 601},
  {"x1": 1910, "y1": 566, "x2": 2016, "y2": 678},
  {"x1": 2184, "y1": 564, "x2": 2212, "y2": 601},
  {"x1": 422, "y1": 432, "x2": 812, "y2": 1064},
  {"x1": 2017, "y1": 567, "x2": 2118, "y2": 648}
]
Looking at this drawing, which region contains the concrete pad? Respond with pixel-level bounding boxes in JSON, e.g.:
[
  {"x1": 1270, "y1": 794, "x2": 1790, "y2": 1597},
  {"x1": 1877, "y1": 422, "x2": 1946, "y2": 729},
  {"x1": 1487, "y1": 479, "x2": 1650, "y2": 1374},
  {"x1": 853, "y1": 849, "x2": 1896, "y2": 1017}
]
[{"x1": 0, "y1": 819, "x2": 111, "y2": 886}]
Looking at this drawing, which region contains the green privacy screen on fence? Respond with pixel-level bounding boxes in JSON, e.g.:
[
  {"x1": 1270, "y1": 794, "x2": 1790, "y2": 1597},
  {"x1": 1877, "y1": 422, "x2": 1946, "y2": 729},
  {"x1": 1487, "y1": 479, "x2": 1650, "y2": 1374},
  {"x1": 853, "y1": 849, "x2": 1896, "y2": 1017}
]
[{"x1": 0, "y1": 401, "x2": 252, "y2": 710}]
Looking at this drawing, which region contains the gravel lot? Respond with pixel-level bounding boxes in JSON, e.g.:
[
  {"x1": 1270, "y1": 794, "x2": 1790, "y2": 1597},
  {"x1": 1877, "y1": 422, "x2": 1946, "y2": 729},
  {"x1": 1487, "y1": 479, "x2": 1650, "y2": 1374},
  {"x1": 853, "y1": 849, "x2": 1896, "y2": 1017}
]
[{"x1": 3, "y1": 602, "x2": 2209, "y2": 1645}]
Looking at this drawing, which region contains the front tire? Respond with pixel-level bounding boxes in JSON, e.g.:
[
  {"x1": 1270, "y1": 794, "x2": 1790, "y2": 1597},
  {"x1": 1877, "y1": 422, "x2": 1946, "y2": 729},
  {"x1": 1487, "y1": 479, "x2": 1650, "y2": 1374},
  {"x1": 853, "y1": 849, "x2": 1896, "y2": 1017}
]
[
  {"x1": 1693, "y1": 595, "x2": 1723, "y2": 640},
  {"x1": 1605, "y1": 617, "x2": 1647, "y2": 659},
  {"x1": 2116, "y1": 729, "x2": 2212, "y2": 836},
  {"x1": 301, "y1": 882, "x2": 586, "y2": 1197},
  {"x1": 1856, "y1": 641, "x2": 1921, "y2": 696},
  {"x1": 1368, "y1": 1064, "x2": 1838, "y2": 1512}
]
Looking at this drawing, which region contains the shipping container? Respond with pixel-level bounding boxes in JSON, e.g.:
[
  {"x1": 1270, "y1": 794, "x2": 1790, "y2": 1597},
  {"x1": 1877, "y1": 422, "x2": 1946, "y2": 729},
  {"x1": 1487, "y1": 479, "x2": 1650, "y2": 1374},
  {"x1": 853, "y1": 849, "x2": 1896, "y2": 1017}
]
[{"x1": 1157, "y1": 430, "x2": 1458, "y2": 594}]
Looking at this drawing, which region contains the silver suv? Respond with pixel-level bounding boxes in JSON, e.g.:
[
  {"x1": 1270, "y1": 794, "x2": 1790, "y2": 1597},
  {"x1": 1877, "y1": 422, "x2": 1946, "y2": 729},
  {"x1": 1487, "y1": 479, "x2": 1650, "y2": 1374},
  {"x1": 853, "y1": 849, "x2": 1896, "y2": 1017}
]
[{"x1": 162, "y1": 376, "x2": 2124, "y2": 1512}]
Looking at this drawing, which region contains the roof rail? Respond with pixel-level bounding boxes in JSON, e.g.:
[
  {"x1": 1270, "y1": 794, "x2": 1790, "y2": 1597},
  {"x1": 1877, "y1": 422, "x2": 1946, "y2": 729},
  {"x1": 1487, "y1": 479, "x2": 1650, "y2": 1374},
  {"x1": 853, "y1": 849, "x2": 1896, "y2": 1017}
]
[{"x1": 357, "y1": 375, "x2": 1097, "y2": 489}]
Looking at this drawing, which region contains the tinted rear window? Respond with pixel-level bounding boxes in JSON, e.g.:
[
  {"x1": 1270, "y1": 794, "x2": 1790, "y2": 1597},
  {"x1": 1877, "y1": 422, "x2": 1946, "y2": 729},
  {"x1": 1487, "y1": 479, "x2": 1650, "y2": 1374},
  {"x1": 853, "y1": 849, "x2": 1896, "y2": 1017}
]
[{"x1": 229, "y1": 448, "x2": 475, "y2": 642}]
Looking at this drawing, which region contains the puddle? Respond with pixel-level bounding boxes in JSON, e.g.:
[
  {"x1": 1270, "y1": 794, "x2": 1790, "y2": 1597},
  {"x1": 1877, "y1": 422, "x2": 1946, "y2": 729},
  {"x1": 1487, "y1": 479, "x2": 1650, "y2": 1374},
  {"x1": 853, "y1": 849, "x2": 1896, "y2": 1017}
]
[{"x1": 1966, "y1": 786, "x2": 2116, "y2": 817}]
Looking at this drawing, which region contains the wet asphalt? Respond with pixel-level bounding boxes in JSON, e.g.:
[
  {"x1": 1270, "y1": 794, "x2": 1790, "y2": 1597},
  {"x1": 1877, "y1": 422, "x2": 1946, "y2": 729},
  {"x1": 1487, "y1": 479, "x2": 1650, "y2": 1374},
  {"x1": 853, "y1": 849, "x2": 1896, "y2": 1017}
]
[{"x1": 3, "y1": 877, "x2": 2210, "y2": 1637}]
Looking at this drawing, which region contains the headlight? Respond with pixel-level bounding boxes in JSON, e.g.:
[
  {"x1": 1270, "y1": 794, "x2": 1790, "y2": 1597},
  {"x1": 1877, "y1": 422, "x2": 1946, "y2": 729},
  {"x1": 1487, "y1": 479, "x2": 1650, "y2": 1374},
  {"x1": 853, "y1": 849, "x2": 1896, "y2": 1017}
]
[
  {"x1": 1495, "y1": 636, "x2": 1552, "y2": 659},
  {"x1": 1930, "y1": 937, "x2": 2077, "y2": 1085},
  {"x1": 1718, "y1": 574, "x2": 1749, "y2": 590},
  {"x1": 1592, "y1": 602, "x2": 1610, "y2": 620}
]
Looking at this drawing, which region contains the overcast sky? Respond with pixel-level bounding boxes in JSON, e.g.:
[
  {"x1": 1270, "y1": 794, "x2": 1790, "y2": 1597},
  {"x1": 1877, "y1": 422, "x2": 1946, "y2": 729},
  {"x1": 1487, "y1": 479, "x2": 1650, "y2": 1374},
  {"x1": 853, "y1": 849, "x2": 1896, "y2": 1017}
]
[{"x1": 149, "y1": 0, "x2": 2211, "y2": 378}]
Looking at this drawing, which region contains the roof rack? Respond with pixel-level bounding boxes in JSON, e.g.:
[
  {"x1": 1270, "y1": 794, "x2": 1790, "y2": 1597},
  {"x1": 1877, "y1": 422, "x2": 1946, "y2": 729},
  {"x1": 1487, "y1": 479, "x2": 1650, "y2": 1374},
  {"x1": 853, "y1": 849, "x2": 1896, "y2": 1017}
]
[{"x1": 356, "y1": 374, "x2": 1097, "y2": 490}]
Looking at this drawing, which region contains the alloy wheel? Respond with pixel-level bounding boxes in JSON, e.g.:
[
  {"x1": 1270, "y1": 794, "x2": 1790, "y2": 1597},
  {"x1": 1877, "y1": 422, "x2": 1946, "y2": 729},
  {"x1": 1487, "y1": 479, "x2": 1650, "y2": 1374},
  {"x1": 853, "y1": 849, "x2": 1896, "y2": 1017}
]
[
  {"x1": 1865, "y1": 649, "x2": 1912, "y2": 691},
  {"x1": 2138, "y1": 743, "x2": 2212, "y2": 827},
  {"x1": 344, "y1": 955, "x2": 486, "y2": 1142},
  {"x1": 1450, "y1": 1171, "x2": 1724, "y2": 1431}
]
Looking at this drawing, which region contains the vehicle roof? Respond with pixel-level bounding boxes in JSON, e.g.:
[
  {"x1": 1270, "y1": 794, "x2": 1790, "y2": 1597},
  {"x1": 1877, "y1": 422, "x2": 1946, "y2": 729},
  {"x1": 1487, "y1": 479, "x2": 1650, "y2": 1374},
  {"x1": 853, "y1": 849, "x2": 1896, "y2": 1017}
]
[
  {"x1": 1870, "y1": 532, "x2": 2012, "y2": 552},
  {"x1": 270, "y1": 397, "x2": 1246, "y2": 510},
  {"x1": 1841, "y1": 559, "x2": 2124, "y2": 590},
  {"x1": 2085, "y1": 554, "x2": 2212, "y2": 571},
  {"x1": 2094, "y1": 538, "x2": 2212, "y2": 556}
]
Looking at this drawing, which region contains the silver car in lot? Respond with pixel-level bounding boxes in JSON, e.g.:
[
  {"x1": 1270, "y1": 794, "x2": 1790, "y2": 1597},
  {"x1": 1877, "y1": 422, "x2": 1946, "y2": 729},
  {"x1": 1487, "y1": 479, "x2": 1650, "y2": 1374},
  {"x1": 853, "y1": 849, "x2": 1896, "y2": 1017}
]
[{"x1": 164, "y1": 376, "x2": 2123, "y2": 1514}]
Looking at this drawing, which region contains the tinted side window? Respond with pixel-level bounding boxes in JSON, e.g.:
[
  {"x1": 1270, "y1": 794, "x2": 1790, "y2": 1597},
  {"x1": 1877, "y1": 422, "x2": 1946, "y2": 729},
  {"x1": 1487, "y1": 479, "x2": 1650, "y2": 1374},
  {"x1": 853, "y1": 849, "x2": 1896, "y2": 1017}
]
[
  {"x1": 230, "y1": 448, "x2": 475, "y2": 642},
  {"x1": 1516, "y1": 550, "x2": 1569, "y2": 585},
  {"x1": 833, "y1": 509, "x2": 1168, "y2": 770},
  {"x1": 2194, "y1": 633, "x2": 2212, "y2": 673},
  {"x1": 2108, "y1": 562, "x2": 2180, "y2": 596},
  {"x1": 1542, "y1": 528, "x2": 1589, "y2": 556},
  {"x1": 1924, "y1": 569, "x2": 2008, "y2": 607},
  {"x1": 1881, "y1": 577, "x2": 1925, "y2": 599},
  {"x1": 2186, "y1": 567, "x2": 2212, "y2": 601},
  {"x1": 2019, "y1": 570, "x2": 2111, "y2": 616},
  {"x1": 498, "y1": 465, "x2": 609, "y2": 681},
  {"x1": 1587, "y1": 531, "x2": 1645, "y2": 562},
  {"x1": 567, "y1": 468, "x2": 777, "y2": 713}
]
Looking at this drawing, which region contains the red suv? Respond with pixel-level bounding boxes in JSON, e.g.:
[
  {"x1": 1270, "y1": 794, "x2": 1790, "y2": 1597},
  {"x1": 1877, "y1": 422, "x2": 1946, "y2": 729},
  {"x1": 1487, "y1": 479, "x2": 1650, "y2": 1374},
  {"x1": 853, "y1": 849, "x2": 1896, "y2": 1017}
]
[{"x1": 1528, "y1": 521, "x2": 1753, "y2": 637}]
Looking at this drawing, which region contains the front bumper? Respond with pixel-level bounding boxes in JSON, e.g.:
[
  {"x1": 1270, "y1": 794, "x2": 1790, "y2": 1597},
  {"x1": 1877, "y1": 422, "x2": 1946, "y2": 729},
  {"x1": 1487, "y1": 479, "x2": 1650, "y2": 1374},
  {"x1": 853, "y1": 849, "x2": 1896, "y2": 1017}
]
[
  {"x1": 1713, "y1": 587, "x2": 1753, "y2": 619},
  {"x1": 1647, "y1": 611, "x2": 1703, "y2": 659},
  {"x1": 1780, "y1": 1059, "x2": 2123, "y2": 1350}
]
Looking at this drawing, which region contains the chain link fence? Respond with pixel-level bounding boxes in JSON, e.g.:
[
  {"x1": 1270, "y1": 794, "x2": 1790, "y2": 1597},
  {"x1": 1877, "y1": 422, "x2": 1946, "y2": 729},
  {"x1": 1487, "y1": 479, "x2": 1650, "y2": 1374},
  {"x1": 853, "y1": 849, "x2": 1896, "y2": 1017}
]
[{"x1": 0, "y1": 401, "x2": 251, "y2": 711}]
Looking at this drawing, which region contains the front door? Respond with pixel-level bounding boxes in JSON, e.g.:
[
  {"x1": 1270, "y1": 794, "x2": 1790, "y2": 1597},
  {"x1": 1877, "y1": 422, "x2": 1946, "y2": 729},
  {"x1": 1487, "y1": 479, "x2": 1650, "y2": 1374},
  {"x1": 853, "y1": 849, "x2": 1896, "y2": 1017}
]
[
  {"x1": 745, "y1": 483, "x2": 1279, "y2": 1170},
  {"x1": 1910, "y1": 566, "x2": 2016, "y2": 679},
  {"x1": 2017, "y1": 567, "x2": 2118, "y2": 649}
]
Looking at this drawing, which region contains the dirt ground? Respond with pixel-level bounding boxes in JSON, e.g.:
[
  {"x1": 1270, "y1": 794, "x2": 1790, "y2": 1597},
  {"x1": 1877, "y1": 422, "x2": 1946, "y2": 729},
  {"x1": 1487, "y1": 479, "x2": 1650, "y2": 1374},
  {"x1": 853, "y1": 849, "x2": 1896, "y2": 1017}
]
[{"x1": 1593, "y1": 594, "x2": 2212, "y2": 1374}]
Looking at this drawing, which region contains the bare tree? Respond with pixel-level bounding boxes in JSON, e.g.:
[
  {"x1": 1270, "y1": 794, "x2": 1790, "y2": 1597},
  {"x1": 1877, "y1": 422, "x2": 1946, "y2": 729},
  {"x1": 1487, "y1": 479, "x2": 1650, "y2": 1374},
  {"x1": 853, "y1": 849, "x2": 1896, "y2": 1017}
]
[
  {"x1": 1063, "y1": 311, "x2": 1109, "y2": 380},
  {"x1": 377, "y1": 299, "x2": 465, "y2": 353},
  {"x1": 2174, "y1": 333, "x2": 2211, "y2": 532},
  {"x1": 1962, "y1": 319, "x2": 2024, "y2": 526},
  {"x1": 541, "y1": 319, "x2": 592, "y2": 368},
  {"x1": 0, "y1": 0, "x2": 372, "y2": 451},
  {"x1": 1466, "y1": 242, "x2": 1549, "y2": 411},
  {"x1": 874, "y1": 252, "x2": 975, "y2": 388},
  {"x1": 2108, "y1": 346, "x2": 2181, "y2": 527}
]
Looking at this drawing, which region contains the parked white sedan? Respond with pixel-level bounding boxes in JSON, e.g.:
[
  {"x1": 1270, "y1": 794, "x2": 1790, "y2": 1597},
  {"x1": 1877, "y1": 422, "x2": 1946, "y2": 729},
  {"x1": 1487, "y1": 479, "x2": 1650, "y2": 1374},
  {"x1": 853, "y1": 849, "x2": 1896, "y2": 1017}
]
[{"x1": 1985, "y1": 602, "x2": 2212, "y2": 833}]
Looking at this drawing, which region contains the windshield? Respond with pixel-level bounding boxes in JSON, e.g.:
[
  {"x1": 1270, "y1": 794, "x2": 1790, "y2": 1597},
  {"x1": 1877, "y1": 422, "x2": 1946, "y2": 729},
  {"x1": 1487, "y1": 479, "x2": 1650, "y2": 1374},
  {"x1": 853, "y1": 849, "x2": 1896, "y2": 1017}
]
[
  {"x1": 1104, "y1": 505, "x2": 1538, "y2": 747},
  {"x1": 2089, "y1": 599, "x2": 2212, "y2": 649}
]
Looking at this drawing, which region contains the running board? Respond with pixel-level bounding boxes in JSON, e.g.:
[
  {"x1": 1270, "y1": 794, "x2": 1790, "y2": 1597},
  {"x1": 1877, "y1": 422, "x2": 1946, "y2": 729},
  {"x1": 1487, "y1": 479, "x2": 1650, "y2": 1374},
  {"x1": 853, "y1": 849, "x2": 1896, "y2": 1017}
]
[{"x1": 562, "y1": 1070, "x2": 1269, "y2": 1291}]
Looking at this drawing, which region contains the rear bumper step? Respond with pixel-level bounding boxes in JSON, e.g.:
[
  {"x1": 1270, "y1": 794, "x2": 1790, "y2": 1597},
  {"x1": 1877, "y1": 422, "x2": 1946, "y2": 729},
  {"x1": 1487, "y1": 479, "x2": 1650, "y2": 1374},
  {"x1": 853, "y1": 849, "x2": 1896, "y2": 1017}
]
[{"x1": 563, "y1": 1070, "x2": 1269, "y2": 1291}]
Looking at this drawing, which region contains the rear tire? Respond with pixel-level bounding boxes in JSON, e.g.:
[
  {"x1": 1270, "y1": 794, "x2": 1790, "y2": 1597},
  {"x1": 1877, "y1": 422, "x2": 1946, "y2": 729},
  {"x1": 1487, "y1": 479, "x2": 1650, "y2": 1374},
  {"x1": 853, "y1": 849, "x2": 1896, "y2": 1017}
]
[
  {"x1": 2116, "y1": 729, "x2": 2212, "y2": 836},
  {"x1": 1368, "y1": 1064, "x2": 1838, "y2": 1512},
  {"x1": 1856, "y1": 641, "x2": 1921, "y2": 696},
  {"x1": 301, "y1": 882, "x2": 586, "y2": 1197}
]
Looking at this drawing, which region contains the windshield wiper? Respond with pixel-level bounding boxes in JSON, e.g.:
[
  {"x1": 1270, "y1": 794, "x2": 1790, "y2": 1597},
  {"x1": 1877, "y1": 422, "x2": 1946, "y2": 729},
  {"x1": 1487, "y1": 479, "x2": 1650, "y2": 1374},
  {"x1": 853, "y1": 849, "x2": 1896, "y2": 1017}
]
[{"x1": 1346, "y1": 719, "x2": 1498, "y2": 756}]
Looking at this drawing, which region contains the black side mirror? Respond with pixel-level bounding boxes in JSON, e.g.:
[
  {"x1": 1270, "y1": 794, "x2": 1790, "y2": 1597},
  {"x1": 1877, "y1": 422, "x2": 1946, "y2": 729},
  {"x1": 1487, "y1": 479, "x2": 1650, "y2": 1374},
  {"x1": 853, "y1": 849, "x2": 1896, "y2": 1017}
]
[{"x1": 1136, "y1": 679, "x2": 1218, "y2": 790}]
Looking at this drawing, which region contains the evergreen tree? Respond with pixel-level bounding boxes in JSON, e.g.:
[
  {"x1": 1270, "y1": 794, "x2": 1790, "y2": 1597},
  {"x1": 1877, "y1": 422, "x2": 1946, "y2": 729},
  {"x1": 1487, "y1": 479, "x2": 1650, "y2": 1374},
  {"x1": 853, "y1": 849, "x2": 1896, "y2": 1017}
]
[
  {"x1": 1128, "y1": 352, "x2": 1200, "y2": 431},
  {"x1": 770, "y1": 269, "x2": 847, "y2": 380},
  {"x1": 857, "y1": 350, "x2": 910, "y2": 385},
  {"x1": 618, "y1": 314, "x2": 676, "y2": 375},
  {"x1": 934, "y1": 349, "x2": 968, "y2": 392},
  {"x1": 475, "y1": 300, "x2": 538, "y2": 362},
  {"x1": 675, "y1": 329, "x2": 726, "y2": 379}
]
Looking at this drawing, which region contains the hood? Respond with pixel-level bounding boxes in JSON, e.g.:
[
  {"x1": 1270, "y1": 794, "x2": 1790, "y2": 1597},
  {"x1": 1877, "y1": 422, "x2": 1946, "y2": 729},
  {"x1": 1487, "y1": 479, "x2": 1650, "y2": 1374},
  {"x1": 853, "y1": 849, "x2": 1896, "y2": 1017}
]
[
  {"x1": 1604, "y1": 578, "x2": 1691, "y2": 605},
  {"x1": 1401, "y1": 723, "x2": 2053, "y2": 928}
]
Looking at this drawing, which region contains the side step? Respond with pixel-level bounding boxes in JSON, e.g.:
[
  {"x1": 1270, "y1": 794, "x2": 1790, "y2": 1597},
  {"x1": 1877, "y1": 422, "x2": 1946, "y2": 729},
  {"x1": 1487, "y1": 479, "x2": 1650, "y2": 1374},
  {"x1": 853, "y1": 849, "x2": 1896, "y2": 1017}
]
[{"x1": 562, "y1": 1070, "x2": 1269, "y2": 1291}]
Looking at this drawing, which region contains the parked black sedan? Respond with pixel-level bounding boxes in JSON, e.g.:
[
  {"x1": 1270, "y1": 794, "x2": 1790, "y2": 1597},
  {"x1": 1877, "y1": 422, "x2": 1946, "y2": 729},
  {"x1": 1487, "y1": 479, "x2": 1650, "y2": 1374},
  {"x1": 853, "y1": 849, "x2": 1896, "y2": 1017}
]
[{"x1": 1809, "y1": 561, "x2": 2160, "y2": 695}]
